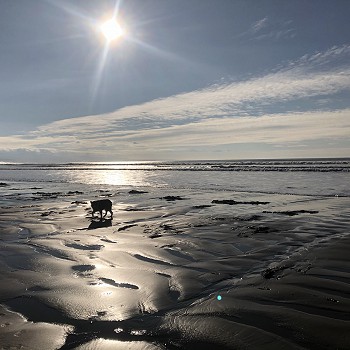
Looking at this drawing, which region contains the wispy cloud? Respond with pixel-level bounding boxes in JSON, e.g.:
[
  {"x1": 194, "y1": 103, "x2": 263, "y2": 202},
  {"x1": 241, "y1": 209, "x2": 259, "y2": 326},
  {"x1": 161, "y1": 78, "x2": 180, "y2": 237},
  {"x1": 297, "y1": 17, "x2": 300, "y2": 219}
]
[
  {"x1": 1, "y1": 45, "x2": 349, "y2": 161},
  {"x1": 251, "y1": 17, "x2": 269, "y2": 33},
  {"x1": 242, "y1": 17, "x2": 296, "y2": 41}
]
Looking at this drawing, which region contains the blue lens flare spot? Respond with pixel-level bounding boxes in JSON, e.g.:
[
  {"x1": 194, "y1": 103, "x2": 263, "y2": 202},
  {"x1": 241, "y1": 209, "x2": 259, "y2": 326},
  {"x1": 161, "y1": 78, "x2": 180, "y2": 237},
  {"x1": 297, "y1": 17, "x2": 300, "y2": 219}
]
[{"x1": 217, "y1": 295, "x2": 222, "y2": 301}]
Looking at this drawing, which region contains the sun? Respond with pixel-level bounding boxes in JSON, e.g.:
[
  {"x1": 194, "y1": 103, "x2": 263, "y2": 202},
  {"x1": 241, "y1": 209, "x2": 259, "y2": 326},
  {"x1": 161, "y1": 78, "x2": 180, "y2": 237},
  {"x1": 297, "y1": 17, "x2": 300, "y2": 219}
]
[{"x1": 99, "y1": 18, "x2": 124, "y2": 42}]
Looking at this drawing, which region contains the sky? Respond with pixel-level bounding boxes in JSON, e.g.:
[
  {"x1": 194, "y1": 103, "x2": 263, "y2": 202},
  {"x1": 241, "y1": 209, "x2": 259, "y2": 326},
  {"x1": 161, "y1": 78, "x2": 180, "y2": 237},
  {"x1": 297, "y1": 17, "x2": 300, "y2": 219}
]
[{"x1": 0, "y1": 0, "x2": 350, "y2": 162}]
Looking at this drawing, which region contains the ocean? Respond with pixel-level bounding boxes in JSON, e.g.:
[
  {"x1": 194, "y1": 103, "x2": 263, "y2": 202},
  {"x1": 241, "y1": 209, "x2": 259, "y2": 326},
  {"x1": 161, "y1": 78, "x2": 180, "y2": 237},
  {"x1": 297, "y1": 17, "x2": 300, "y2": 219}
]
[{"x1": 1, "y1": 158, "x2": 349, "y2": 196}]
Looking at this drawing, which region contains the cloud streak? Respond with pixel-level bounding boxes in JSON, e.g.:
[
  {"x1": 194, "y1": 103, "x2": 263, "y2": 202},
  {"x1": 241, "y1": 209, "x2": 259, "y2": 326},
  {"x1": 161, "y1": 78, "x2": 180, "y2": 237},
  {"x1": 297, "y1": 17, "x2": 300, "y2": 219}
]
[
  {"x1": 251, "y1": 17, "x2": 269, "y2": 33},
  {"x1": 1, "y1": 45, "x2": 350, "y2": 161},
  {"x1": 240, "y1": 17, "x2": 296, "y2": 41}
]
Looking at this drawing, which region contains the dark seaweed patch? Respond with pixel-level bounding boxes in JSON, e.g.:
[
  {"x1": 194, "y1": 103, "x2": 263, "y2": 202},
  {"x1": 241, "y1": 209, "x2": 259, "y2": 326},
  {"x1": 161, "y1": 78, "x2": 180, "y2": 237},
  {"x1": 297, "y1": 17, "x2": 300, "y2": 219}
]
[
  {"x1": 263, "y1": 210, "x2": 318, "y2": 216},
  {"x1": 212, "y1": 199, "x2": 270, "y2": 205},
  {"x1": 66, "y1": 243, "x2": 104, "y2": 250},
  {"x1": 100, "y1": 238, "x2": 118, "y2": 243},
  {"x1": 161, "y1": 196, "x2": 186, "y2": 201},
  {"x1": 129, "y1": 189, "x2": 148, "y2": 194},
  {"x1": 72, "y1": 264, "x2": 95, "y2": 272},
  {"x1": 150, "y1": 233, "x2": 162, "y2": 239},
  {"x1": 192, "y1": 205, "x2": 213, "y2": 209},
  {"x1": 99, "y1": 278, "x2": 139, "y2": 290}
]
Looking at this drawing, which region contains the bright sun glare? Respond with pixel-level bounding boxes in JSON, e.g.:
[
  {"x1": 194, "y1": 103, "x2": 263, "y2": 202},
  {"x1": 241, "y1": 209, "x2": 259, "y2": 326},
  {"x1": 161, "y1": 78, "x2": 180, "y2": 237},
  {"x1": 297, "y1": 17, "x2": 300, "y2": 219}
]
[{"x1": 100, "y1": 18, "x2": 124, "y2": 42}]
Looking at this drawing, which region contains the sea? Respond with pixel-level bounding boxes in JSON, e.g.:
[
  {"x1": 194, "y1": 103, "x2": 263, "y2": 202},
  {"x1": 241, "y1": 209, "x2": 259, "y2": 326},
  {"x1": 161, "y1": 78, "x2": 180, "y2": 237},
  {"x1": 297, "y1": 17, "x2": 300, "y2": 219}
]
[{"x1": 0, "y1": 158, "x2": 349, "y2": 197}]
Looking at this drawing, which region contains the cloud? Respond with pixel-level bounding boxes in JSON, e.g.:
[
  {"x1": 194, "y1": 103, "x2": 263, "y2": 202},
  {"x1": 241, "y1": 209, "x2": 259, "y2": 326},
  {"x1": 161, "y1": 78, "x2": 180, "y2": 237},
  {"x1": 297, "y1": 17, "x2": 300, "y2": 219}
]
[
  {"x1": 252, "y1": 17, "x2": 269, "y2": 33},
  {"x1": 285, "y1": 45, "x2": 350, "y2": 72},
  {"x1": 0, "y1": 148, "x2": 81, "y2": 163},
  {"x1": 131, "y1": 109, "x2": 350, "y2": 147},
  {"x1": 1, "y1": 45, "x2": 350, "y2": 161},
  {"x1": 243, "y1": 17, "x2": 296, "y2": 41}
]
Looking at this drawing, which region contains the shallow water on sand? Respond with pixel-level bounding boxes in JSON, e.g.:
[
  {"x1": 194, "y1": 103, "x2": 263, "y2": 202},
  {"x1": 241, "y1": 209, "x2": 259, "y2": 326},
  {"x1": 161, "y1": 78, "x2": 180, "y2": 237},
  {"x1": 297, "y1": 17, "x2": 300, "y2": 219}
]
[{"x1": 0, "y1": 164, "x2": 350, "y2": 349}]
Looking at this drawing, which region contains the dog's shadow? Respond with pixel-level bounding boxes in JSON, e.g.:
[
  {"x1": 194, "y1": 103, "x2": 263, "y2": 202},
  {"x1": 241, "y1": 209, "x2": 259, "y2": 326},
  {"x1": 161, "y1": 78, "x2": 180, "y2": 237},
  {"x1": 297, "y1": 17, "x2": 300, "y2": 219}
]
[{"x1": 88, "y1": 218, "x2": 113, "y2": 230}]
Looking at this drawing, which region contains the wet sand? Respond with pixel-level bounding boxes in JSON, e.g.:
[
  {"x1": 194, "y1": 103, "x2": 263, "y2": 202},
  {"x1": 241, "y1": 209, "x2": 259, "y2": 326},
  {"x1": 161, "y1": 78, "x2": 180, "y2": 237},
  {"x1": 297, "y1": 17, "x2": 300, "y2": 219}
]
[{"x1": 0, "y1": 183, "x2": 349, "y2": 349}]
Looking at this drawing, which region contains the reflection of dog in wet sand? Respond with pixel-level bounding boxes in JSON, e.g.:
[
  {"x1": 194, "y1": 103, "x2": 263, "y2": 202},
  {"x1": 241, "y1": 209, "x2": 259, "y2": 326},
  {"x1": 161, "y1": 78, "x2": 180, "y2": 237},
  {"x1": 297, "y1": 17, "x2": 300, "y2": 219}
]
[{"x1": 91, "y1": 199, "x2": 113, "y2": 218}]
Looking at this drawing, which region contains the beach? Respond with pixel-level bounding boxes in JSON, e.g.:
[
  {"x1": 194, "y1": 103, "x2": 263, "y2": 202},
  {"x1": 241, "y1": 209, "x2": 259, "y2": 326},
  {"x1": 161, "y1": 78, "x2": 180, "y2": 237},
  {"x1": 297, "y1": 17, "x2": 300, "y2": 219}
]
[
  {"x1": 1, "y1": 0, "x2": 350, "y2": 347},
  {"x1": 0, "y1": 160, "x2": 349, "y2": 349}
]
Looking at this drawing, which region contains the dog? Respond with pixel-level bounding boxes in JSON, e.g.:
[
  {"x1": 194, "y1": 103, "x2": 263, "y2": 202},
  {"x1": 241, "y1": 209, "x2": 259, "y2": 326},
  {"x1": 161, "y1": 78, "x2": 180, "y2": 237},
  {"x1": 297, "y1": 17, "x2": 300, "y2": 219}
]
[{"x1": 90, "y1": 199, "x2": 113, "y2": 218}]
